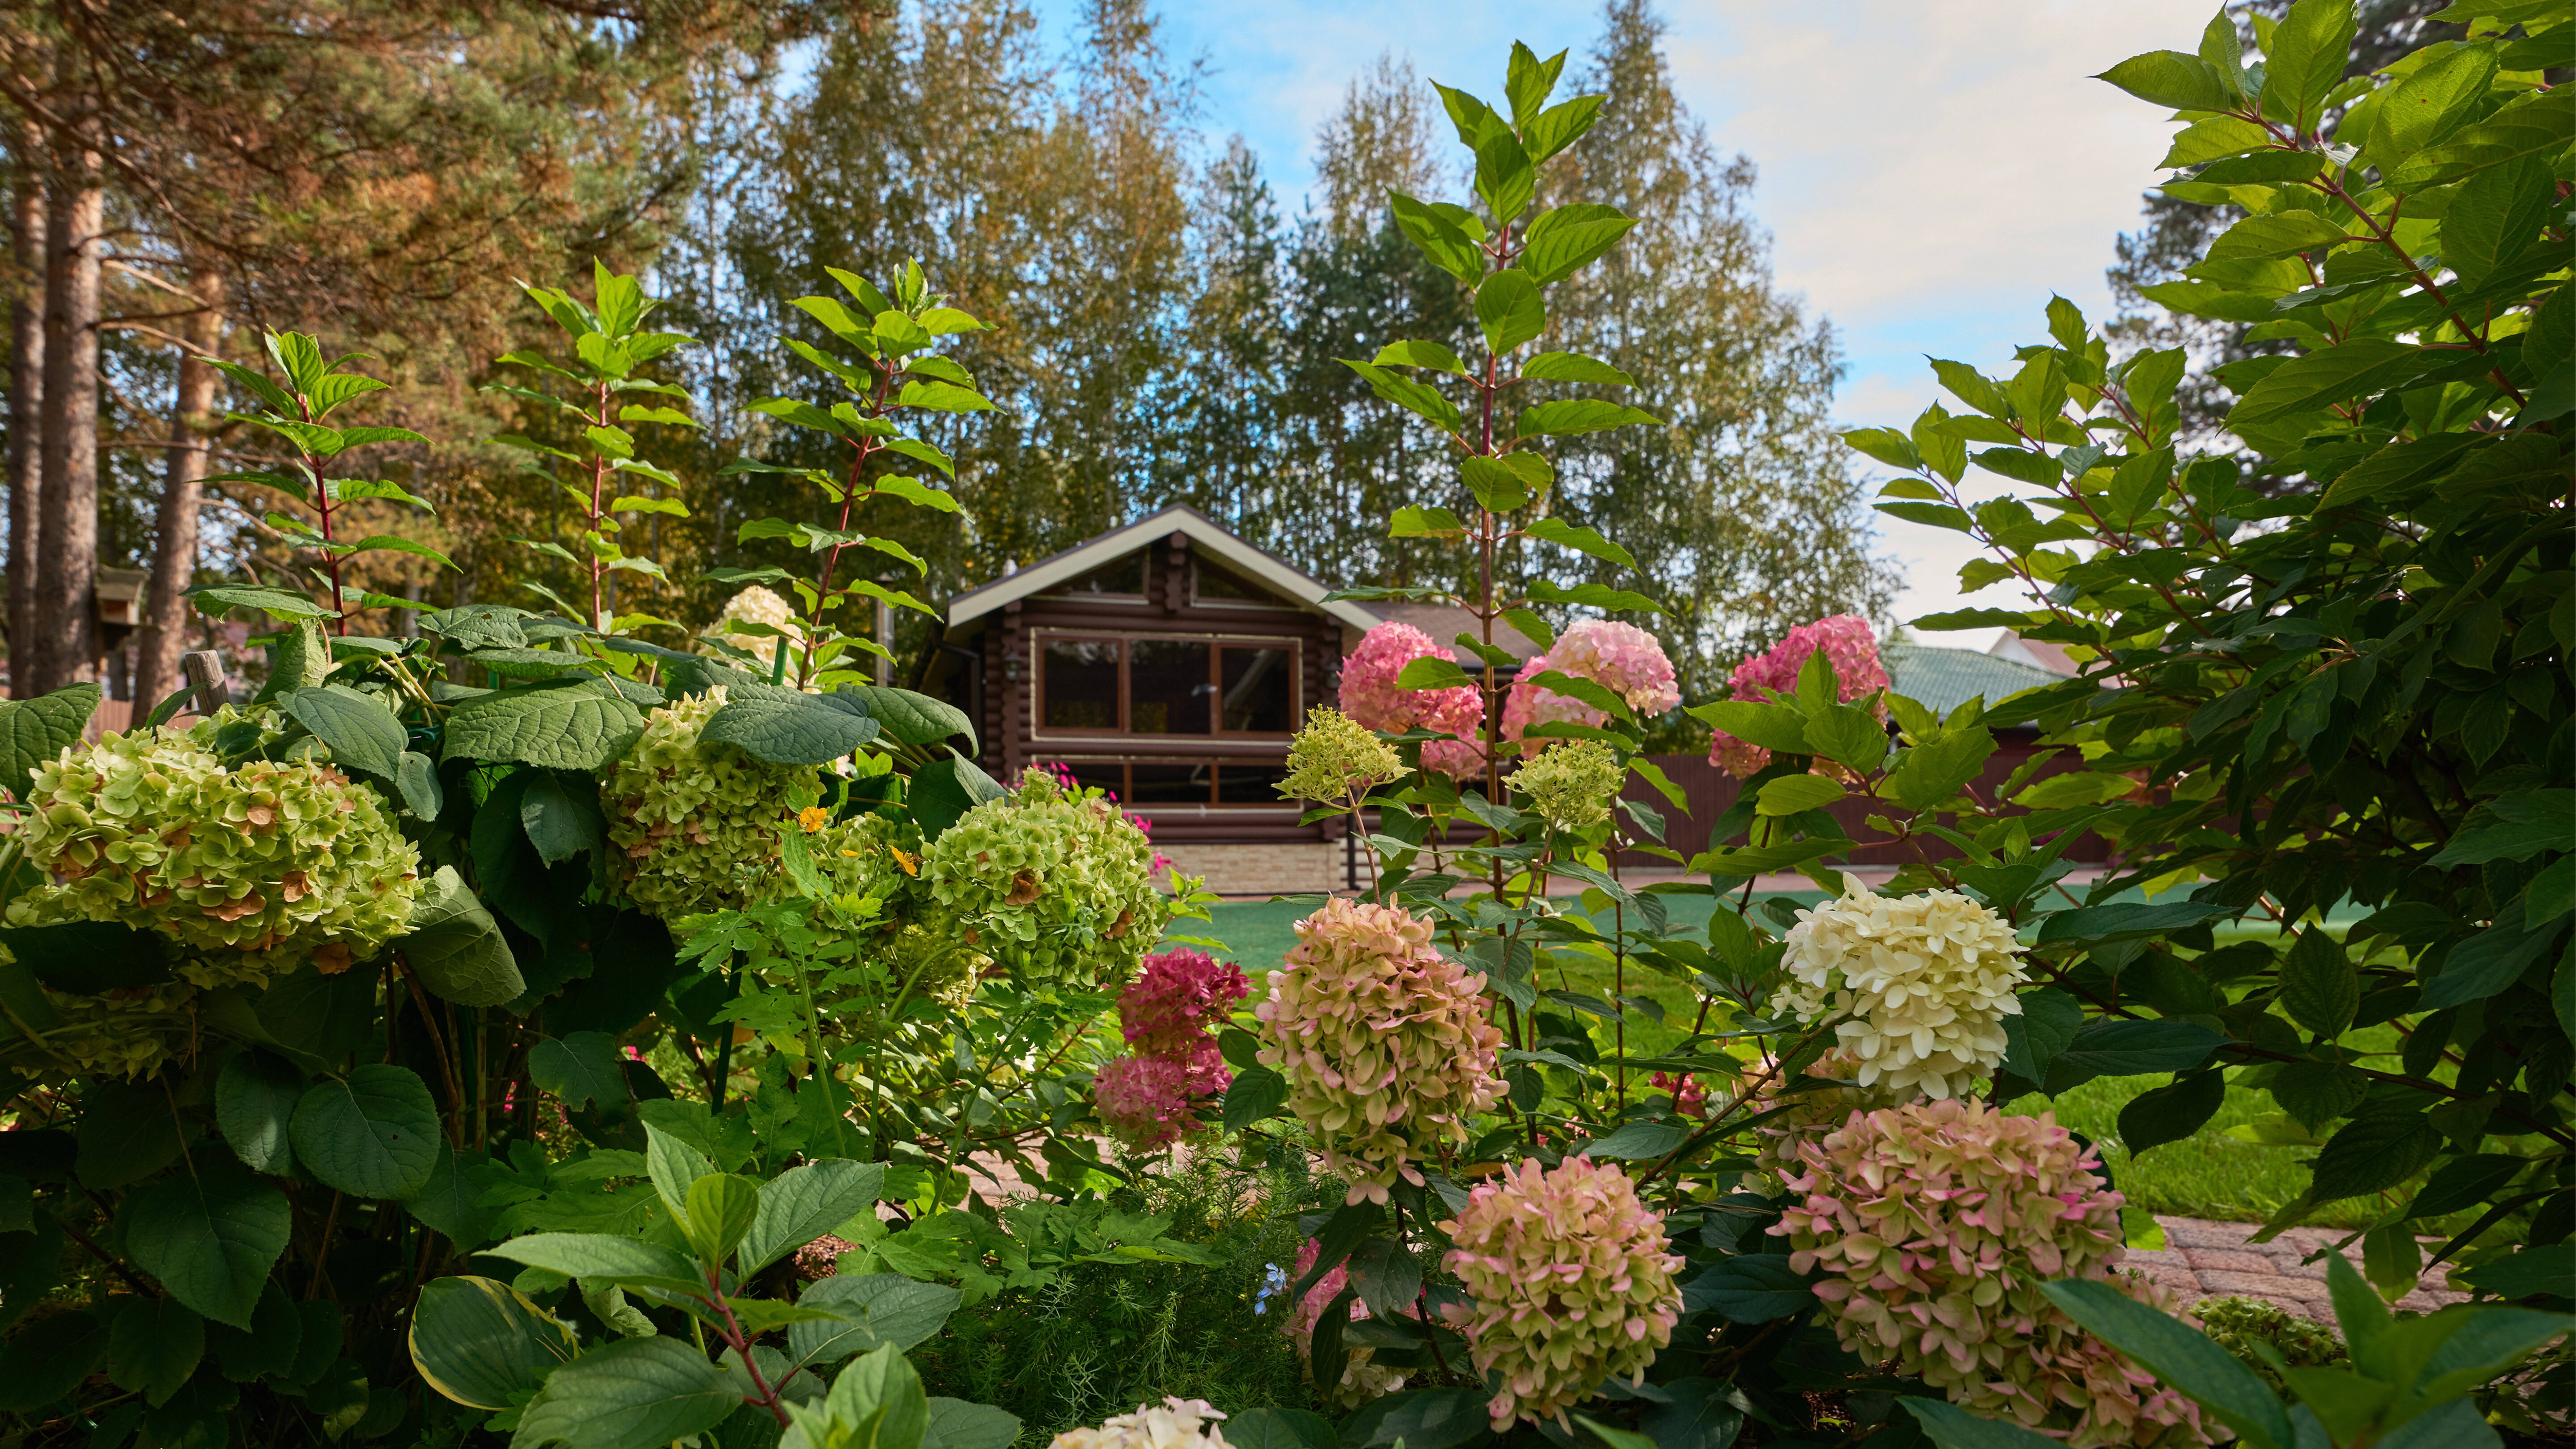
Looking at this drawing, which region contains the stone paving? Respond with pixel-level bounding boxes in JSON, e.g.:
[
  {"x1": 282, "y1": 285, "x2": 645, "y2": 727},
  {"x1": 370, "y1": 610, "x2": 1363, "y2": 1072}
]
[{"x1": 2126, "y1": 1215, "x2": 2467, "y2": 1322}]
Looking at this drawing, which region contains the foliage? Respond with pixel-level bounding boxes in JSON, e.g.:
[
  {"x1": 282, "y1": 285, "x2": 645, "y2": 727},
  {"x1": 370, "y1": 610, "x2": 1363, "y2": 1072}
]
[{"x1": 2193, "y1": 1295, "x2": 2349, "y2": 1392}]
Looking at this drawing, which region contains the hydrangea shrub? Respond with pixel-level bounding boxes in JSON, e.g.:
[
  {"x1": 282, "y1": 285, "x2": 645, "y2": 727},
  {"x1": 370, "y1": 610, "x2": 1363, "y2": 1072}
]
[
  {"x1": 1502, "y1": 620, "x2": 1678, "y2": 756},
  {"x1": 1775, "y1": 882, "x2": 2028, "y2": 1100},
  {"x1": 1439, "y1": 1156, "x2": 1684, "y2": 1428},
  {"x1": 605, "y1": 688, "x2": 813, "y2": 920},
  {"x1": 1338, "y1": 621, "x2": 1485, "y2": 778},
  {"x1": 1253, "y1": 897, "x2": 1503, "y2": 1203},
  {"x1": 921, "y1": 766, "x2": 1172, "y2": 986},
  {"x1": 16, "y1": 720, "x2": 421, "y2": 987},
  {"x1": 1705, "y1": 614, "x2": 1887, "y2": 777},
  {"x1": 1775, "y1": 1099, "x2": 2212, "y2": 1447}
]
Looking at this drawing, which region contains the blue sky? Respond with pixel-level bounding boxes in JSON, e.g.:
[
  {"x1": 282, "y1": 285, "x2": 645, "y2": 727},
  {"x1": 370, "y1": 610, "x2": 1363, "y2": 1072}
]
[{"x1": 1029, "y1": 0, "x2": 2213, "y2": 643}]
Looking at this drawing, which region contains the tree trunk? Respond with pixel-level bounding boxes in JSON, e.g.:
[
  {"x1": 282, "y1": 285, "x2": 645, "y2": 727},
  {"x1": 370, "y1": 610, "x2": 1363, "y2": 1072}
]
[
  {"x1": 30, "y1": 120, "x2": 99, "y2": 695},
  {"x1": 5, "y1": 155, "x2": 42, "y2": 699},
  {"x1": 133, "y1": 268, "x2": 223, "y2": 715}
]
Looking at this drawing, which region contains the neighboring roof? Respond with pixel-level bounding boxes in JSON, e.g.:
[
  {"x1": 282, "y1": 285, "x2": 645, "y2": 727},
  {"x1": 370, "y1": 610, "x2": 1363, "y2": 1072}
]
[
  {"x1": 1365, "y1": 602, "x2": 1544, "y2": 665},
  {"x1": 1885, "y1": 643, "x2": 2063, "y2": 717},
  {"x1": 1988, "y1": 631, "x2": 2080, "y2": 675},
  {"x1": 945, "y1": 504, "x2": 1378, "y2": 633}
]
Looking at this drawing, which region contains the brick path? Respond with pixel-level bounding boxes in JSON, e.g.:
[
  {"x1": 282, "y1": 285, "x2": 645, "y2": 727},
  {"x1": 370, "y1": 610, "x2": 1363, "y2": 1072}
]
[{"x1": 2125, "y1": 1215, "x2": 2466, "y2": 1322}]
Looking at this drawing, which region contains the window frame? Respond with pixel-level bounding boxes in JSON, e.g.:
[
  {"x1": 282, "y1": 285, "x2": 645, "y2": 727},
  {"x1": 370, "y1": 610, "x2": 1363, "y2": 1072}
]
[
  {"x1": 1031, "y1": 629, "x2": 1301, "y2": 740},
  {"x1": 1048, "y1": 758, "x2": 1299, "y2": 810}
]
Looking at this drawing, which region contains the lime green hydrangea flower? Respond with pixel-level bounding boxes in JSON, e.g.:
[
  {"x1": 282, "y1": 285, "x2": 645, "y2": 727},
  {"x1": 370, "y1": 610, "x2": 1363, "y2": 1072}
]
[
  {"x1": 605, "y1": 688, "x2": 815, "y2": 921},
  {"x1": 15, "y1": 715, "x2": 422, "y2": 989},
  {"x1": 1278, "y1": 707, "x2": 1401, "y2": 807},
  {"x1": 1507, "y1": 737, "x2": 1625, "y2": 834},
  {"x1": 921, "y1": 767, "x2": 1172, "y2": 987}
]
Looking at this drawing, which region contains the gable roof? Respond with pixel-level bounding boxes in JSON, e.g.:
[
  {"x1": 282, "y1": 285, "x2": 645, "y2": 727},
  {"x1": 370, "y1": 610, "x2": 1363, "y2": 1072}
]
[
  {"x1": 1884, "y1": 643, "x2": 2064, "y2": 717},
  {"x1": 946, "y1": 504, "x2": 1379, "y2": 632}
]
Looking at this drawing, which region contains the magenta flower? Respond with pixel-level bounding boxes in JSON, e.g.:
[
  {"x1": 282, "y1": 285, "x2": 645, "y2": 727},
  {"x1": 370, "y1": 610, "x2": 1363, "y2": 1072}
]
[
  {"x1": 1705, "y1": 614, "x2": 1888, "y2": 776},
  {"x1": 1338, "y1": 621, "x2": 1487, "y2": 779}
]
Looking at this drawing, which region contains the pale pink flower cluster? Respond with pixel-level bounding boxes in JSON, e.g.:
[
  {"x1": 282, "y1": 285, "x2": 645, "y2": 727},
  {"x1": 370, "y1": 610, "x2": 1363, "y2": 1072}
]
[
  {"x1": 1775, "y1": 883, "x2": 2029, "y2": 1101},
  {"x1": 1049, "y1": 1398, "x2": 1233, "y2": 1449},
  {"x1": 1337, "y1": 621, "x2": 1487, "y2": 778},
  {"x1": 1438, "y1": 1157, "x2": 1684, "y2": 1428},
  {"x1": 1502, "y1": 620, "x2": 1679, "y2": 756},
  {"x1": 1254, "y1": 898, "x2": 1506, "y2": 1204},
  {"x1": 1706, "y1": 614, "x2": 1889, "y2": 777},
  {"x1": 1095, "y1": 949, "x2": 1249, "y2": 1150},
  {"x1": 1774, "y1": 1099, "x2": 2215, "y2": 1448},
  {"x1": 1281, "y1": 1239, "x2": 1409, "y2": 1407}
]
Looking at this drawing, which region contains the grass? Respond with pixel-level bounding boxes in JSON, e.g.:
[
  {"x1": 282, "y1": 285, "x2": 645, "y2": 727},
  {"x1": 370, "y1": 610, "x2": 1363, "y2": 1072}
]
[{"x1": 1195, "y1": 895, "x2": 2405, "y2": 1232}]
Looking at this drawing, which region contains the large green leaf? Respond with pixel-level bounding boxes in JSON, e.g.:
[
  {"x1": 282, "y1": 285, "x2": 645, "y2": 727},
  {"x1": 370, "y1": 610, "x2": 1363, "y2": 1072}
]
[
  {"x1": 2094, "y1": 49, "x2": 2236, "y2": 112},
  {"x1": 127, "y1": 1157, "x2": 292, "y2": 1330},
  {"x1": 0, "y1": 1307, "x2": 104, "y2": 1410},
  {"x1": 1880, "y1": 728, "x2": 1998, "y2": 810},
  {"x1": 519, "y1": 774, "x2": 604, "y2": 866},
  {"x1": 909, "y1": 754, "x2": 1004, "y2": 841},
  {"x1": 2117, "y1": 1069, "x2": 2227, "y2": 1156},
  {"x1": 2277, "y1": 927, "x2": 2358, "y2": 1038},
  {"x1": 701, "y1": 683, "x2": 879, "y2": 765},
  {"x1": 1473, "y1": 269, "x2": 1544, "y2": 355},
  {"x1": 924, "y1": 1398, "x2": 1024, "y2": 1449},
  {"x1": 1338, "y1": 1388, "x2": 1496, "y2": 1449},
  {"x1": 289, "y1": 1064, "x2": 441, "y2": 1199},
  {"x1": 2049, "y1": 1020, "x2": 2221, "y2": 1080},
  {"x1": 1521, "y1": 202, "x2": 1634, "y2": 284},
  {"x1": 738, "y1": 1159, "x2": 885, "y2": 1276},
  {"x1": 1685, "y1": 701, "x2": 1810, "y2": 753},
  {"x1": 409, "y1": 1275, "x2": 577, "y2": 1411},
  {"x1": 1900, "y1": 1397, "x2": 2067, "y2": 1449},
  {"x1": 215, "y1": 1050, "x2": 305, "y2": 1175},
  {"x1": 76, "y1": 1084, "x2": 186, "y2": 1190},
  {"x1": 0, "y1": 684, "x2": 99, "y2": 799},
  {"x1": 276, "y1": 685, "x2": 405, "y2": 779},
  {"x1": 1682, "y1": 1254, "x2": 1815, "y2": 1322},
  {"x1": 510, "y1": 1337, "x2": 736, "y2": 1449},
  {"x1": 480, "y1": 1233, "x2": 707, "y2": 1297},
  {"x1": 405, "y1": 1142, "x2": 498, "y2": 1249},
  {"x1": 843, "y1": 686, "x2": 975, "y2": 751},
  {"x1": 529, "y1": 1033, "x2": 626, "y2": 1112},
  {"x1": 2308, "y1": 1109, "x2": 2442, "y2": 1201},
  {"x1": 105, "y1": 1296, "x2": 204, "y2": 1406},
  {"x1": 441, "y1": 681, "x2": 646, "y2": 771},
  {"x1": 2034, "y1": 900, "x2": 2235, "y2": 946},
  {"x1": 0, "y1": 920, "x2": 175, "y2": 995},
  {"x1": 2228, "y1": 340, "x2": 2461, "y2": 425},
  {"x1": 400, "y1": 866, "x2": 525, "y2": 1008},
  {"x1": 1518, "y1": 399, "x2": 1661, "y2": 437},
  {"x1": 2040, "y1": 1279, "x2": 2290, "y2": 1449},
  {"x1": 788, "y1": 1274, "x2": 962, "y2": 1363}
]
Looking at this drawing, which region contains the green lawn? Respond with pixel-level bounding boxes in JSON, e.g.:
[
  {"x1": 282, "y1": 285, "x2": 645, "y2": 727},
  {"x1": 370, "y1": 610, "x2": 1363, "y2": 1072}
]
[{"x1": 1194, "y1": 896, "x2": 2399, "y2": 1231}]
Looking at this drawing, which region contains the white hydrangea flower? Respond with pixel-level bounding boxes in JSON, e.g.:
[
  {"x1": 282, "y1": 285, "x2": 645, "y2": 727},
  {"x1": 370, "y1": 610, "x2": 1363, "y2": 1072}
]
[
  {"x1": 1776, "y1": 882, "x2": 2029, "y2": 1100},
  {"x1": 717, "y1": 584, "x2": 804, "y2": 660},
  {"x1": 1050, "y1": 1398, "x2": 1232, "y2": 1449}
]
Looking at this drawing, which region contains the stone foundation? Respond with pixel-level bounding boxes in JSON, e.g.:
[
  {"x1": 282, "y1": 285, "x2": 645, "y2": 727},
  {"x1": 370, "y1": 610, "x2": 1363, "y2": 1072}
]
[{"x1": 1155, "y1": 841, "x2": 1344, "y2": 897}]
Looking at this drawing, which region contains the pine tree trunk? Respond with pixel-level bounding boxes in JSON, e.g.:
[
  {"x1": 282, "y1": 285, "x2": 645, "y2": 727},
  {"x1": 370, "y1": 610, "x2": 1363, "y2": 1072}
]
[
  {"x1": 132, "y1": 268, "x2": 223, "y2": 716},
  {"x1": 30, "y1": 119, "x2": 99, "y2": 695},
  {"x1": 5, "y1": 154, "x2": 43, "y2": 699}
]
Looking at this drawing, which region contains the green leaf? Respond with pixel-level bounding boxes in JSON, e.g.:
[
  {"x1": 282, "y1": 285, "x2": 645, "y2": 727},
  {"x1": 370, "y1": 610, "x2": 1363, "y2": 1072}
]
[
  {"x1": 0, "y1": 1306, "x2": 104, "y2": 1410},
  {"x1": 842, "y1": 686, "x2": 975, "y2": 750},
  {"x1": 1524, "y1": 579, "x2": 1659, "y2": 614},
  {"x1": 1803, "y1": 704, "x2": 1890, "y2": 774},
  {"x1": 520, "y1": 773, "x2": 603, "y2": 867},
  {"x1": 187, "y1": 583, "x2": 333, "y2": 621},
  {"x1": 896, "y1": 380, "x2": 996, "y2": 413},
  {"x1": 1521, "y1": 202, "x2": 1635, "y2": 284},
  {"x1": 1373, "y1": 339, "x2": 1468, "y2": 374},
  {"x1": 2259, "y1": 0, "x2": 2356, "y2": 128},
  {"x1": 408, "y1": 1275, "x2": 577, "y2": 1412},
  {"x1": 1522, "y1": 517, "x2": 1636, "y2": 570},
  {"x1": 1518, "y1": 399, "x2": 1661, "y2": 438},
  {"x1": 738, "y1": 1160, "x2": 885, "y2": 1276},
  {"x1": 1220, "y1": 1064, "x2": 1289, "y2": 1132},
  {"x1": 2308, "y1": 1110, "x2": 2442, "y2": 1201},
  {"x1": 1519, "y1": 351, "x2": 1635, "y2": 388},
  {"x1": 1338, "y1": 1388, "x2": 1494, "y2": 1449},
  {"x1": 1882, "y1": 728, "x2": 1999, "y2": 810},
  {"x1": 1578, "y1": 1121, "x2": 1687, "y2": 1160},
  {"x1": 2205, "y1": 211, "x2": 2354, "y2": 263},
  {"x1": 2278, "y1": 927, "x2": 2359, "y2": 1038},
  {"x1": 216, "y1": 1050, "x2": 305, "y2": 1176},
  {"x1": 2095, "y1": 50, "x2": 2238, "y2": 111},
  {"x1": 400, "y1": 865, "x2": 525, "y2": 1008},
  {"x1": 702, "y1": 683, "x2": 879, "y2": 765},
  {"x1": 1755, "y1": 775, "x2": 1845, "y2": 816},
  {"x1": 1474, "y1": 269, "x2": 1545, "y2": 355},
  {"x1": 2229, "y1": 340, "x2": 2458, "y2": 426},
  {"x1": 924, "y1": 1398, "x2": 1024, "y2": 1449},
  {"x1": 908, "y1": 754, "x2": 1005, "y2": 841},
  {"x1": 2269, "y1": 1060, "x2": 2369, "y2": 1132},
  {"x1": 2428, "y1": 805, "x2": 2572, "y2": 865},
  {"x1": 2034, "y1": 900, "x2": 2236, "y2": 947},
  {"x1": 1395, "y1": 656, "x2": 1474, "y2": 692},
  {"x1": 2118, "y1": 1069, "x2": 2226, "y2": 1156},
  {"x1": 479, "y1": 1233, "x2": 707, "y2": 1297},
  {"x1": 682, "y1": 1174, "x2": 762, "y2": 1265},
  {"x1": 1459, "y1": 454, "x2": 1531, "y2": 514},
  {"x1": 128, "y1": 1157, "x2": 291, "y2": 1331},
  {"x1": 406, "y1": 1142, "x2": 497, "y2": 1250},
  {"x1": 1391, "y1": 506, "x2": 1468, "y2": 540},
  {"x1": 1900, "y1": 1397, "x2": 2074, "y2": 1449},
  {"x1": 290, "y1": 1064, "x2": 441, "y2": 1200},
  {"x1": 1341, "y1": 360, "x2": 1463, "y2": 435},
  {"x1": 77, "y1": 1084, "x2": 185, "y2": 1190},
  {"x1": 1684, "y1": 700, "x2": 1810, "y2": 753},
  {"x1": 2389, "y1": 87, "x2": 2576, "y2": 190},
  {"x1": 2051, "y1": 1020, "x2": 2222, "y2": 1080},
  {"x1": 530, "y1": 1033, "x2": 626, "y2": 1112},
  {"x1": 1387, "y1": 192, "x2": 1483, "y2": 284},
  {"x1": 2001, "y1": 986, "x2": 2087, "y2": 1088},
  {"x1": 1523, "y1": 93, "x2": 1603, "y2": 164},
  {"x1": 790, "y1": 1273, "x2": 962, "y2": 1363},
  {"x1": 869, "y1": 474, "x2": 960, "y2": 514},
  {"x1": 105, "y1": 1297, "x2": 204, "y2": 1407},
  {"x1": 510, "y1": 1337, "x2": 736, "y2": 1449},
  {"x1": 441, "y1": 681, "x2": 646, "y2": 772},
  {"x1": 1685, "y1": 1254, "x2": 1815, "y2": 1322},
  {"x1": 2039, "y1": 1279, "x2": 2290, "y2": 1449},
  {"x1": 0, "y1": 684, "x2": 100, "y2": 800},
  {"x1": 1226, "y1": 1409, "x2": 1338, "y2": 1449},
  {"x1": 2366, "y1": 43, "x2": 2498, "y2": 170},
  {"x1": 0, "y1": 920, "x2": 175, "y2": 995},
  {"x1": 276, "y1": 684, "x2": 405, "y2": 780}
]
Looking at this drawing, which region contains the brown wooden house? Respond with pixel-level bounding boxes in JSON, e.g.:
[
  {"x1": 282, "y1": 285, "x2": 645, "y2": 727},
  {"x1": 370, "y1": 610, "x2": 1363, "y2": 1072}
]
[{"x1": 912, "y1": 506, "x2": 1536, "y2": 893}]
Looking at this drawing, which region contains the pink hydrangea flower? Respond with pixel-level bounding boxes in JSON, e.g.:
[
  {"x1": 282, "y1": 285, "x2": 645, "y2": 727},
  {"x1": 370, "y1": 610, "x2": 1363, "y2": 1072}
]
[
  {"x1": 1338, "y1": 621, "x2": 1487, "y2": 779},
  {"x1": 1774, "y1": 1099, "x2": 2214, "y2": 1448},
  {"x1": 1706, "y1": 614, "x2": 1889, "y2": 777},
  {"x1": 1439, "y1": 1157, "x2": 1684, "y2": 1428},
  {"x1": 1092, "y1": 1056, "x2": 1199, "y2": 1151},
  {"x1": 1119, "y1": 948, "x2": 1248, "y2": 1055},
  {"x1": 1502, "y1": 620, "x2": 1678, "y2": 755}
]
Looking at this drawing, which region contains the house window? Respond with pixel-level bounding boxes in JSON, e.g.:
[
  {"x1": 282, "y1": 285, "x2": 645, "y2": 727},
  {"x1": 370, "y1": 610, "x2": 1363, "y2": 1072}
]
[
  {"x1": 1046, "y1": 552, "x2": 1145, "y2": 598},
  {"x1": 1044, "y1": 760, "x2": 1298, "y2": 808},
  {"x1": 1034, "y1": 633, "x2": 1299, "y2": 737},
  {"x1": 1194, "y1": 560, "x2": 1267, "y2": 604}
]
